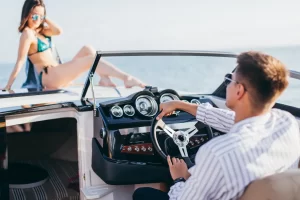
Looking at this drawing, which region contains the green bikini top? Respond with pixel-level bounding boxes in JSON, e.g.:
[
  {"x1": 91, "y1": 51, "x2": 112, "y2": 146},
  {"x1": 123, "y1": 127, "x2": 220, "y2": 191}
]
[
  {"x1": 37, "y1": 36, "x2": 51, "y2": 52},
  {"x1": 29, "y1": 35, "x2": 52, "y2": 56}
]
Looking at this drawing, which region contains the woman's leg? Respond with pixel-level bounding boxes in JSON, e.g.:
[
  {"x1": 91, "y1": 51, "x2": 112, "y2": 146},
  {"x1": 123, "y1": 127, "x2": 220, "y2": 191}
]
[
  {"x1": 71, "y1": 45, "x2": 116, "y2": 87},
  {"x1": 72, "y1": 45, "x2": 95, "y2": 60},
  {"x1": 42, "y1": 55, "x2": 145, "y2": 89},
  {"x1": 97, "y1": 59, "x2": 146, "y2": 88},
  {"x1": 6, "y1": 123, "x2": 31, "y2": 133},
  {"x1": 6, "y1": 125, "x2": 24, "y2": 133},
  {"x1": 71, "y1": 45, "x2": 143, "y2": 87}
]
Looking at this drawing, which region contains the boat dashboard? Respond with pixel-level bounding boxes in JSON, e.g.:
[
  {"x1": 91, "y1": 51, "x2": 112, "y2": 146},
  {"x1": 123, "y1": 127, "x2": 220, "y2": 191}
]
[
  {"x1": 92, "y1": 87, "x2": 226, "y2": 185},
  {"x1": 99, "y1": 88, "x2": 208, "y2": 128}
]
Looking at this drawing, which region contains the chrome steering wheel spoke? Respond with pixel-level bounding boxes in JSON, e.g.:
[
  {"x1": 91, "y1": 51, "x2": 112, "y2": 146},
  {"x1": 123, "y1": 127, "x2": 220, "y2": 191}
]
[
  {"x1": 184, "y1": 126, "x2": 198, "y2": 138},
  {"x1": 178, "y1": 146, "x2": 189, "y2": 158},
  {"x1": 156, "y1": 119, "x2": 175, "y2": 138}
]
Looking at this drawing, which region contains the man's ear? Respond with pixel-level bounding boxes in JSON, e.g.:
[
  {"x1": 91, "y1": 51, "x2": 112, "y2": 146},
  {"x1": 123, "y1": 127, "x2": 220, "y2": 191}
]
[{"x1": 237, "y1": 84, "x2": 246, "y2": 100}]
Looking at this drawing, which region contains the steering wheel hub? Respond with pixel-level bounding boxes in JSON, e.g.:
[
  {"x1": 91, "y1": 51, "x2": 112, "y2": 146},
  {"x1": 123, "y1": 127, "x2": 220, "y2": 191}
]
[{"x1": 173, "y1": 131, "x2": 189, "y2": 147}]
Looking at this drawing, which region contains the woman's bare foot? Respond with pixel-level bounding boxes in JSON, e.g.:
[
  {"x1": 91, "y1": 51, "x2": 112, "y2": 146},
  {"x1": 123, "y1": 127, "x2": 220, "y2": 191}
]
[
  {"x1": 124, "y1": 76, "x2": 146, "y2": 88},
  {"x1": 98, "y1": 76, "x2": 117, "y2": 87}
]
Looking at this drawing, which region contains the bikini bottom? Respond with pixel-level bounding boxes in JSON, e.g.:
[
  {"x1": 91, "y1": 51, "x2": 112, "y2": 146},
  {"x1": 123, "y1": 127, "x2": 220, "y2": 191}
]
[{"x1": 38, "y1": 66, "x2": 50, "y2": 89}]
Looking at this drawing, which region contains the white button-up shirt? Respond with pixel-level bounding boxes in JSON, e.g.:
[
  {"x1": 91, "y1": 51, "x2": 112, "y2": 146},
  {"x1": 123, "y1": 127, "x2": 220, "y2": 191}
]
[{"x1": 168, "y1": 103, "x2": 300, "y2": 200}]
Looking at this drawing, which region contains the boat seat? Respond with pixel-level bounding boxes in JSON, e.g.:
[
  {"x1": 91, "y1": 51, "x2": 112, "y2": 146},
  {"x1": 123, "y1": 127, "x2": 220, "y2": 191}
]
[{"x1": 239, "y1": 169, "x2": 300, "y2": 200}]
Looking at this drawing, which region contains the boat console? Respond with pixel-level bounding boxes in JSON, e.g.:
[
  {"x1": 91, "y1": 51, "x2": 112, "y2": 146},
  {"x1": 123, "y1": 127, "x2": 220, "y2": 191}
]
[{"x1": 92, "y1": 87, "x2": 225, "y2": 185}]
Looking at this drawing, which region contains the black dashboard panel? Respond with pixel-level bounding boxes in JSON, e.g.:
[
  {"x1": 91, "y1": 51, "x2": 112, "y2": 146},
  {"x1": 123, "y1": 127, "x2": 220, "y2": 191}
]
[
  {"x1": 98, "y1": 88, "x2": 216, "y2": 129},
  {"x1": 92, "y1": 88, "x2": 224, "y2": 185},
  {"x1": 92, "y1": 138, "x2": 173, "y2": 185}
]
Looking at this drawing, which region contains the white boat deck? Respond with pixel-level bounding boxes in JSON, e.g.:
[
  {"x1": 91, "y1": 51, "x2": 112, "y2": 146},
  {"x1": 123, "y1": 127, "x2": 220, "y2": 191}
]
[{"x1": 0, "y1": 86, "x2": 143, "y2": 109}]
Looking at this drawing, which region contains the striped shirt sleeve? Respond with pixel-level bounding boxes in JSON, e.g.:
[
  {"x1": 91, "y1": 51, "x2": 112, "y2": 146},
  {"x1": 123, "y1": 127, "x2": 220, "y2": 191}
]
[
  {"x1": 196, "y1": 102, "x2": 235, "y2": 133},
  {"x1": 168, "y1": 146, "x2": 225, "y2": 200}
]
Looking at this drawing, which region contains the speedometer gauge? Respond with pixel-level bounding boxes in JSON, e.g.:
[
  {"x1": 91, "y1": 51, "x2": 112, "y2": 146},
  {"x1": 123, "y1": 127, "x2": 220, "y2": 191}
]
[
  {"x1": 191, "y1": 99, "x2": 201, "y2": 105},
  {"x1": 160, "y1": 93, "x2": 179, "y2": 103},
  {"x1": 135, "y1": 95, "x2": 158, "y2": 117}
]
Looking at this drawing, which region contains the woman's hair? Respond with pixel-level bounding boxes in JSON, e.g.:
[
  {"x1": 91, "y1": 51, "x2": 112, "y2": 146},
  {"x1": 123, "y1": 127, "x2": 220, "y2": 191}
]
[{"x1": 18, "y1": 0, "x2": 46, "y2": 33}]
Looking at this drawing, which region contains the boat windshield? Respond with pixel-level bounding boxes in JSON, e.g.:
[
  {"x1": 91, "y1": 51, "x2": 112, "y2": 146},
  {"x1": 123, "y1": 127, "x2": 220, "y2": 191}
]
[
  {"x1": 86, "y1": 51, "x2": 300, "y2": 107},
  {"x1": 93, "y1": 53, "x2": 237, "y2": 94}
]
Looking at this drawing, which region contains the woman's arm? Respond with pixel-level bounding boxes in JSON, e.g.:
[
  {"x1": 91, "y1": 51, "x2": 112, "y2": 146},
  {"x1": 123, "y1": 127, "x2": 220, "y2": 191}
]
[
  {"x1": 42, "y1": 18, "x2": 63, "y2": 36},
  {"x1": 3, "y1": 30, "x2": 33, "y2": 90}
]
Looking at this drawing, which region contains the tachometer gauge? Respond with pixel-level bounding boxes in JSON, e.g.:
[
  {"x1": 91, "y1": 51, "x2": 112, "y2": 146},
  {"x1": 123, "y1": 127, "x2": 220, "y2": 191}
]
[
  {"x1": 110, "y1": 105, "x2": 123, "y2": 117},
  {"x1": 191, "y1": 99, "x2": 201, "y2": 105},
  {"x1": 160, "y1": 93, "x2": 179, "y2": 103},
  {"x1": 123, "y1": 105, "x2": 135, "y2": 116},
  {"x1": 135, "y1": 95, "x2": 158, "y2": 117}
]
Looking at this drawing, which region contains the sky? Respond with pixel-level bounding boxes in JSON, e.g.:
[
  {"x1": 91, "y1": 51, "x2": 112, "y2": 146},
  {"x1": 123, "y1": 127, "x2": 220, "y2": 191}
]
[{"x1": 0, "y1": 0, "x2": 299, "y2": 63}]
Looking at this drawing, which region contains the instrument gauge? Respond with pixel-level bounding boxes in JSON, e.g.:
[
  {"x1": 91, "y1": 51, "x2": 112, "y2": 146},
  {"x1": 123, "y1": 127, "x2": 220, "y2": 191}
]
[
  {"x1": 123, "y1": 105, "x2": 135, "y2": 116},
  {"x1": 135, "y1": 95, "x2": 158, "y2": 117},
  {"x1": 110, "y1": 105, "x2": 123, "y2": 117},
  {"x1": 191, "y1": 99, "x2": 201, "y2": 105},
  {"x1": 160, "y1": 93, "x2": 179, "y2": 103}
]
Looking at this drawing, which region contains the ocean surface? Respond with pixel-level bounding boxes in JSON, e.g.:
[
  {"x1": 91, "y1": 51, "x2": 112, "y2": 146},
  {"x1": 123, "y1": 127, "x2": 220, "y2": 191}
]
[{"x1": 0, "y1": 46, "x2": 299, "y2": 107}]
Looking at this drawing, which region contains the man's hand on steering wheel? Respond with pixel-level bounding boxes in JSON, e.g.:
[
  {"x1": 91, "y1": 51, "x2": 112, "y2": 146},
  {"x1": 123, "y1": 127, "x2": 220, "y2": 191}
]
[
  {"x1": 167, "y1": 155, "x2": 191, "y2": 180},
  {"x1": 156, "y1": 100, "x2": 179, "y2": 120}
]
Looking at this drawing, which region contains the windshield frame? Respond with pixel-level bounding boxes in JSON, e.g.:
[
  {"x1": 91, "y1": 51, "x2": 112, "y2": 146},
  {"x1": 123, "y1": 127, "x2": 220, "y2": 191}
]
[{"x1": 80, "y1": 50, "x2": 238, "y2": 100}]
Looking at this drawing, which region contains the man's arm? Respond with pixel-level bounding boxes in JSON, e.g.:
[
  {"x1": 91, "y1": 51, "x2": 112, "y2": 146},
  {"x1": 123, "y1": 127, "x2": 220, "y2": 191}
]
[
  {"x1": 157, "y1": 100, "x2": 235, "y2": 133},
  {"x1": 168, "y1": 146, "x2": 225, "y2": 200},
  {"x1": 156, "y1": 101, "x2": 235, "y2": 133},
  {"x1": 196, "y1": 102, "x2": 235, "y2": 133}
]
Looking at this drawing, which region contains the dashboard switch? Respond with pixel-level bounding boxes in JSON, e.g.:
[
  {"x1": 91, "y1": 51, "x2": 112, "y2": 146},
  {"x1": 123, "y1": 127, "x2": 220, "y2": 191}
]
[
  {"x1": 134, "y1": 146, "x2": 140, "y2": 152},
  {"x1": 121, "y1": 143, "x2": 154, "y2": 155}
]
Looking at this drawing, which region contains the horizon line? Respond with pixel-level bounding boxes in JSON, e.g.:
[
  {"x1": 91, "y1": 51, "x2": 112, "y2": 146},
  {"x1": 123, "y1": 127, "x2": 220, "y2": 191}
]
[{"x1": 1, "y1": 44, "x2": 300, "y2": 64}]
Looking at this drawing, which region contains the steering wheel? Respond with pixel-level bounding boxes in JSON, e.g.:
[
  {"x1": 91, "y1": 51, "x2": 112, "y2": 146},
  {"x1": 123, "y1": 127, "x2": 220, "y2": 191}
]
[{"x1": 150, "y1": 111, "x2": 213, "y2": 168}]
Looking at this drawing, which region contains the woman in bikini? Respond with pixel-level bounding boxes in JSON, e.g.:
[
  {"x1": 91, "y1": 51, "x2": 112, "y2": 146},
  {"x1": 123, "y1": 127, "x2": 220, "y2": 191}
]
[{"x1": 2, "y1": 0, "x2": 145, "y2": 91}]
